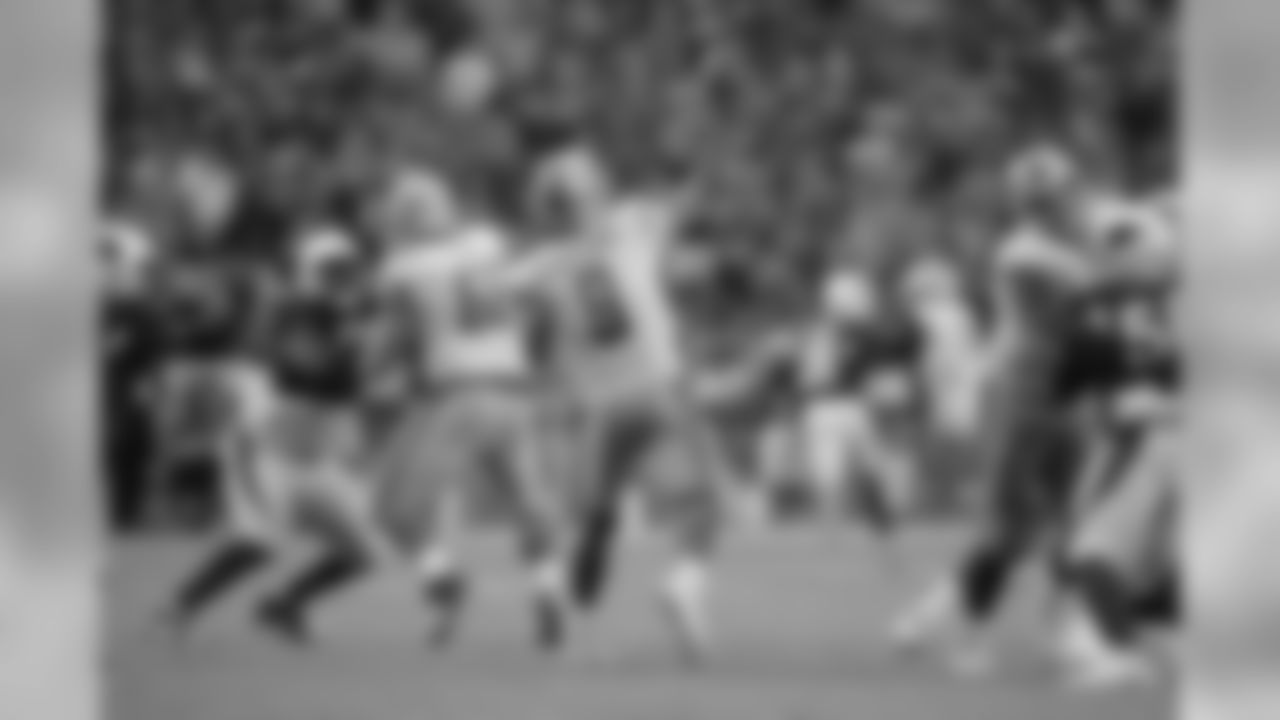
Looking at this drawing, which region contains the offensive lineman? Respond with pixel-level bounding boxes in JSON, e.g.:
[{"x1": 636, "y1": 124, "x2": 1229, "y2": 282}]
[{"x1": 371, "y1": 168, "x2": 572, "y2": 650}]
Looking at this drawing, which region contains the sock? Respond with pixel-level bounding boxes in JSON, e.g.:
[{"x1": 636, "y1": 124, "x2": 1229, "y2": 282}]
[
  {"x1": 416, "y1": 545, "x2": 460, "y2": 586},
  {"x1": 1067, "y1": 559, "x2": 1138, "y2": 647},
  {"x1": 267, "y1": 548, "x2": 367, "y2": 622},
  {"x1": 171, "y1": 539, "x2": 271, "y2": 625},
  {"x1": 957, "y1": 544, "x2": 1017, "y2": 623},
  {"x1": 415, "y1": 547, "x2": 471, "y2": 647},
  {"x1": 530, "y1": 557, "x2": 568, "y2": 605},
  {"x1": 570, "y1": 504, "x2": 620, "y2": 610},
  {"x1": 1133, "y1": 572, "x2": 1180, "y2": 629},
  {"x1": 529, "y1": 557, "x2": 569, "y2": 650},
  {"x1": 661, "y1": 557, "x2": 712, "y2": 658},
  {"x1": 893, "y1": 574, "x2": 959, "y2": 643},
  {"x1": 1056, "y1": 596, "x2": 1115, "y2": 662}
]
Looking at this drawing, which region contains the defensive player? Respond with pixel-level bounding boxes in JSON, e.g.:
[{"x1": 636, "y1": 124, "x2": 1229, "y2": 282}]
[
  {"x1": 159, "y1": 225, "x2": 378, "y2": 643},
  {"x1": 1055, "y1": 203, "x2": 1181, "y2": 688},
  {"x1": 890, "y1": 146, "x2": 1105, "y2": 673},
  {"x1": 795, "y1": 265, "x2": 921, "y2": 576}
]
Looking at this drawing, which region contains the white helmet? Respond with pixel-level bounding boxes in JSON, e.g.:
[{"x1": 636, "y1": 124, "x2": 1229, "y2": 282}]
[
  {"x1": 821, "y1": 267, "x2": 877, "y2": 320},
  {"x1": 1005, "y1": 144, "x2": 1079, "y2": 202},
  {"x1": 531, "y1": 145, "x2": 611, "y2": 221},
  {"x1": 295, "y1": 225, "x2": 357, "y2": 273},
  {"x1": 101, "y1": 218, "x2": 156, "y2": 292},
  {"x1": 379, "y1": 167, "x2": 459, "y2": 241}
]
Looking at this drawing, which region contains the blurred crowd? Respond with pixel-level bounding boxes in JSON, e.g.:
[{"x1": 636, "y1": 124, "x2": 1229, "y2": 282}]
[
  {"x1": 106, "y1": 0, "x2": 1173, "y2": 276},
  {"x1": 101, "y1": 0, "x2": 1176, "y2": 531}
]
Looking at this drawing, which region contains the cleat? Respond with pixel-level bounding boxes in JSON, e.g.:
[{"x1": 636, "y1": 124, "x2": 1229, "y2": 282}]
[
  {"x1": 942, "y1": 642, "x2": 998, "y2": 679},
  {"x1": 658, "y1": 566, "x2": 713, "y2": 666},
  {"x1": 255, "y1": 601, "x2": 311, "y2": 647},
  {"x1": 889, "y1": 579, "x2": 960, "y2": 654},
  {"x1": 424, "y1": 572, "x2": 470, "y2": 649},
  {"x1": 533, "y1": 594, "x2": 567, "y2": 653},
  {"x1": 658, "y1": 593, "x2": 710, "y2": 667},
  {"x1": 152, "y1": 605, "x2": 195, "y2": 647},
  {"x1": 1064, "y1": 649, "x2": 1155, "y2": 691}
]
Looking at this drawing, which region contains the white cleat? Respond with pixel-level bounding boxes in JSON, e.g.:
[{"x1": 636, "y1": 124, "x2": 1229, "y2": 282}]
[
  {"x1": 889, "y1": 580, "x2": 958, "y2": 653},
  {"x1": 658, "y1": 562, "x2": 713, "y2": 666},
  {"x1": 942, "y1": 641, "x2": 999, "y2": 679},
  {"x1": 1054, "y1": 604, "x2": 1155, "y2": 691},
  {"x1": 1064, "y1": 648, "x2": 1155, "y2": 691},
  {"x1": 658, "y1": 591, "x2": 710, "y2": 666}
]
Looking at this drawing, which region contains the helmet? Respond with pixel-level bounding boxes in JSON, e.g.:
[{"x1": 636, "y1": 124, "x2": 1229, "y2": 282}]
[
  {"x1": 1005, "y1": 144, "x2": 1079, "y2": 204},
  {"x1": 531, "y1": 145, "x2": 611, "y2": 224},
  {"x1": 378, "y1": 167, "x2": 459, "y2": 241},
  {"x1": 295, "y1": 225, "x2": 357, "y2": 272},
  {"x1": 821, "y1": 267, "x2": 877, "y2": 320},
  {"x1": 102, "y1": 219, "x2": 155, "y2": 269}
]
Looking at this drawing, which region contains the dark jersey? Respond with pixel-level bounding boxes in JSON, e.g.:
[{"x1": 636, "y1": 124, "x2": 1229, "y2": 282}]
[
  {"x1": 103, "y1": 290, "x2": 164, "y2": 412},
  {"x1": 154, "y1": 254, "x2": 255, "y2": 359},
  {"x1": 265, "y1": 289, "x2": 363, "y2": 404},
  {"x1": 1054, "y1": 293, "x2": 1180, "y2": 407},
  {"x1": 827, "y1": 317, "x2": 923, "y2": 393}
]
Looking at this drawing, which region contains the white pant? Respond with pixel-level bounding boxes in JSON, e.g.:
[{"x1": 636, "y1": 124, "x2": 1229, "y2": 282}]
[
  {"x1": 1072, "y1": 428, "x2": 1176, "y2": 587},
  {"x1": 221, "y1": 379, "x2": 374, "y2": 551}
]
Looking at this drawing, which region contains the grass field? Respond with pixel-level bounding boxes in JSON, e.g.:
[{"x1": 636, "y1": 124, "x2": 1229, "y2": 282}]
[{"x1": 106, "y1": 526, "x2": 1167, "y2": 720}]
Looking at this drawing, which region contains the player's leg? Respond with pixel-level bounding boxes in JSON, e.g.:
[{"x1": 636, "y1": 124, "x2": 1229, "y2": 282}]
[
  {"x1": 569, "y1": 405, "x2": 656, "y2": 610},
  {"x1": 146, "y1": 359, "x2": 201, "y2": 528},
  {"x1": 161, "y1": 422, "x2": 278, "y2": 634},
  {"x1": 495, "y1": 385, "x2": 574, "y2": 650},
  {"x1": 799, "y1": 396, "x2": 852, "y2": 522},
  {"x1": 1132, "y1": 566, "x2": 1179, "y2": 631},
  {"x1": 891, "y1": 428, "x2": 1040, "y2": 671},
  {"x1": 256, "y1": 538, "x2": 368, "y2": 646},
  {"x1": 1058, "y1": 429, "x2": 1175, "y2": 686},
  {"x1": 655, "y1": 394, "x2": 729, "y2": 663},
  {"x1": 253, "y1": 405, "x2": 376, "y2": 646},
  {"x1": 374, "y1": 395, "x2": 472, "y2": 647},
  {"x1": 844, "y1": 400, "x2": 913, "y2": 580},
  {"x1": 1055, "y1": 557, "x2": 1155, "y2": 688},
  {"x1": 164, "y1": 535, "x2": 272, "y2": 634}
]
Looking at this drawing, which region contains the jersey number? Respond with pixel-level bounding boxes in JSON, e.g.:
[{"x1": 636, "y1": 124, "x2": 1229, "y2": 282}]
[
  {"x1": 577, "y1": 265, "x2": 633, "y2": 346},
  {"x1": 454, "y1": 274, "x2": 506, "y2": 332}
]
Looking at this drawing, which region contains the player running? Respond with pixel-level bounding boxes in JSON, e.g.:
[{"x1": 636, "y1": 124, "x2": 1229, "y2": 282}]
[
  {"x1": 160, "y1": 223, "x2": 383, "y2": 644},
  {"x1": 370, "y1": 168, "x2": 572, "y2": 651}
]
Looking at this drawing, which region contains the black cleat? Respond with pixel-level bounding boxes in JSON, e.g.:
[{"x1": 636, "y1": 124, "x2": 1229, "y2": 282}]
[
  {"x1": 570, "y1": 508, "x2": 620, "y2": 610},
  {"x1": 255, "y1": 600, "x2": 312, "y2": 647},
  {"x1": 533, "y1": 595, "x2": 567, "y2": 653},
  {"x1": 424, "y1": 572, "x2": 470, "y2": 649},
  {"x1": 153, "y1": 605, "x2": 196, "y2": 647}
]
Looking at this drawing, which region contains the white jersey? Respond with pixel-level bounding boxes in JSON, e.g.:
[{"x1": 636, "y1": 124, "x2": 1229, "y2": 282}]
[
  {"x1": 603, "y1": 199, "x2": 683, "y2": 380},
  {"x1": 512, "y1": 199, "x2": 684, "y2": 401},
  {"x1": 989, "y1": 223, "x2": 1094, "y2": 359},
  {"x1": 379, "y1": 224, "x2": 529, "y2": 381}
]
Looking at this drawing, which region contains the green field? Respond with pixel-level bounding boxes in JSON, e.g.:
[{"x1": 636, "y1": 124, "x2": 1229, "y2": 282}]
[{"x1": 107, "y1": 527, "x2": 1166, "y2": 720}]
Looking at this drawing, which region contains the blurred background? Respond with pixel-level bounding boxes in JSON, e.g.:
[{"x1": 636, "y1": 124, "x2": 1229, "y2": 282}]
[{"x1": 100, "y1": 0, "x2": 1176, "y2": 533}]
